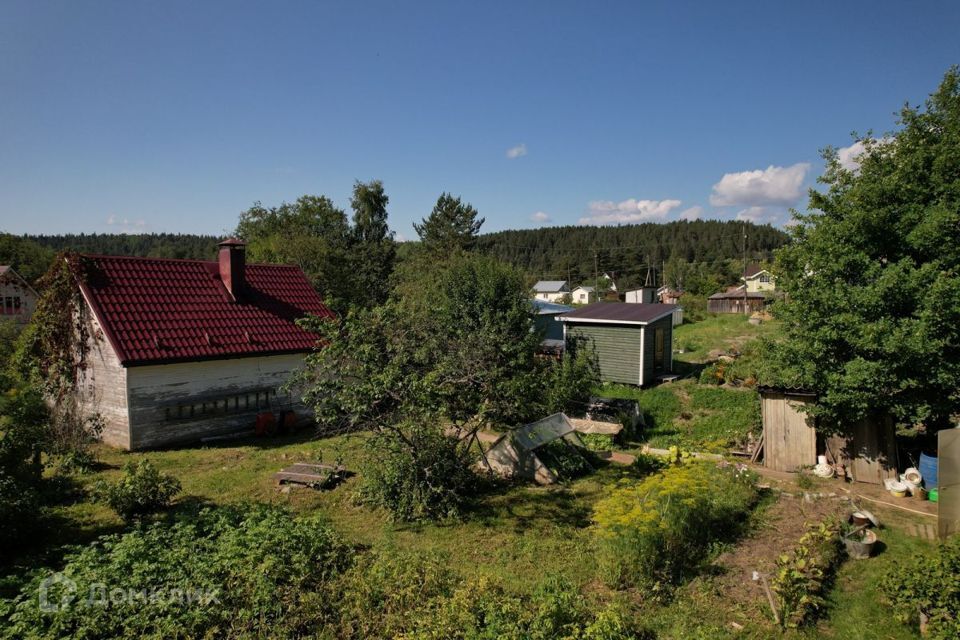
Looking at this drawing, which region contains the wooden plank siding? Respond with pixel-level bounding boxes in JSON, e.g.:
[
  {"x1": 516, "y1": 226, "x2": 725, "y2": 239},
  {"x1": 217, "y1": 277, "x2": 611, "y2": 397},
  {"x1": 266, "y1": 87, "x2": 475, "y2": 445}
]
[
  {"x1": 761, "y1": 391, "x2": 817, "y2": 472},
  {"x1": 825, "y1": 416, "x2": 898, "y2": 485},
  {"x1": 126, "y1": 353, "x2": 309, "y2": 449},
  {"x1": 76, "y1": 306, "x2": 131, "y2": 449},
  {"x1": 567, "y1": 324, "x2": 643, "y2": 385}
]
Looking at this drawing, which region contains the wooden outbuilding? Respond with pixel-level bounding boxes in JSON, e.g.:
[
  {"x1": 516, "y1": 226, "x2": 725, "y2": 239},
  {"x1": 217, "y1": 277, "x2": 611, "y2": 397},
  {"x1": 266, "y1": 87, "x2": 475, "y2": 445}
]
[
  {"x1": 758, "y1": 386, "x2": 898, "y2": 484},
  {"x1": 708, "y1": 288, "x2": 766, "y2": 314},
  {"x1": 559, "y1": 302, "x2": 675, "y2": 386}
]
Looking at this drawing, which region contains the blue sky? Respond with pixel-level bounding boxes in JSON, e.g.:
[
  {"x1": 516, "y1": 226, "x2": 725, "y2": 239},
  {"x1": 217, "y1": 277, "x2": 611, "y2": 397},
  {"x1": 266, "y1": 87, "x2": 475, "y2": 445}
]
[{"x1": 1, "y1": 1, "x2": 958, "y2": 238}]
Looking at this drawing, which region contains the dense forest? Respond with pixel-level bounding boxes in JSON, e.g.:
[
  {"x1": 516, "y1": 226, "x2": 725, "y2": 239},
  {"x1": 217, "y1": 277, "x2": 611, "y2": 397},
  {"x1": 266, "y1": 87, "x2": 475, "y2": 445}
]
[
  {"x1": 1, "y1": 219, "x2": 788, "y2": 296},
  {"x1": 474, "y1": 220, "x2": 789, "y2": 294},
  {"x1": 0, "y1": 233, "x2": 220, "y2": 283}
]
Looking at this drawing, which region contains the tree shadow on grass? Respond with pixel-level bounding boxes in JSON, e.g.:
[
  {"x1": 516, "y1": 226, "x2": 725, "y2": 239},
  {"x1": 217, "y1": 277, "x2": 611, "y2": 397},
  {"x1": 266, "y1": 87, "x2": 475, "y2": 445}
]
[{"x1": 468, "y1": 485, "x2": 594, "y2": 534}]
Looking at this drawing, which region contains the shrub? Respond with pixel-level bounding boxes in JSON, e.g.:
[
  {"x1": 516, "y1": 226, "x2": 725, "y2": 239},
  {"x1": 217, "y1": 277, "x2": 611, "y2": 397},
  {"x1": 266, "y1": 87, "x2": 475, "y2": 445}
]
[
  {"x1": 629, "y1": 452, "x2": 668, "y2": 476},
  {"x1": 0, "y1": 468, "x2": 40, "y2": 552},
  {"x1": 357, "y1": 425, "x2": 478, "y2": 522},
  {"x1": 535, "y1": 438, "x2": 595, "y2": 481},
  {"x1": 880, "y1": 536, "x2": 960, "y2": 639},
  {"x1": 402, "y1": 574, "x2": 649, "y2": 640},
  {"x1": 1, "y1": 505, "x2": 353, "y2": 639},
  {"x1": 330, "y1": 549, "x2": 459, "y2": 638},
  {"x1": 593, "y1": 462, "x2": 759, "y2": 590},
  {"x1": 579, "y1": 432, "x2": 615, "y2": 452},
  {"x1": 94, "y1": 459, "x2": 181, "y2": 522},
  {"x1": 771, "y1": 521, "x2": 844, "y2": 628},
  {"x1": 541, "y1": 342, "x2": 600, "y2": 416}
]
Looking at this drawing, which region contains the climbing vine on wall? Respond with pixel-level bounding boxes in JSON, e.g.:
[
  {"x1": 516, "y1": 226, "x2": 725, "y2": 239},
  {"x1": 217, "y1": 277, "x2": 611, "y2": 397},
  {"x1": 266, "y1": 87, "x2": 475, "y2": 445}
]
[{"x1": 11, "y1": 252, "x2": 94, "y2": 398}]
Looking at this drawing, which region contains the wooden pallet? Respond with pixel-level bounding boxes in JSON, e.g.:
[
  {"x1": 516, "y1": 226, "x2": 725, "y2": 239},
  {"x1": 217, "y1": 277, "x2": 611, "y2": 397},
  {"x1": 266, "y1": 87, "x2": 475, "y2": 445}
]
[
  {"x1": 274, "y1": 463, "x2": 346, "y2": 489},
  {"x1": 904, "y1": 523, "x2": 938, "y2": 540}
]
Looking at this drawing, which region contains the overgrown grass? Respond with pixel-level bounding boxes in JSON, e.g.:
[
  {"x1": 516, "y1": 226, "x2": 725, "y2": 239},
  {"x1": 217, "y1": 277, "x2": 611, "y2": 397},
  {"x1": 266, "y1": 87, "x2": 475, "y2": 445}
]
[
  {"x1": 600, "y1": 379, "x2": 759, "y2": 452},
  {"x1": 674, "y1": 313, "x2": 780, "y2": 365}
]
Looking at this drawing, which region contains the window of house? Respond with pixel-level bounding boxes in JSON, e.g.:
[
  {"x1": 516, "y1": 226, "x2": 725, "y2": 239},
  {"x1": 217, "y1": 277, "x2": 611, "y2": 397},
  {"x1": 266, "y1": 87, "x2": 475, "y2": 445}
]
[
  {"x1": 759, "y1": 274, "x2": 770, "y2": 283},
  {"x1": 164, "y1": 388, "x2": 277, "y2": 422}
]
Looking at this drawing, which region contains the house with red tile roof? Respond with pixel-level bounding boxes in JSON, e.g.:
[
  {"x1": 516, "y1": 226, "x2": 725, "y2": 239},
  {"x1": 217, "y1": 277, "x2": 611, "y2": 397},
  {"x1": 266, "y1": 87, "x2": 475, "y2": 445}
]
[{"x1": 73, "y1": 240, "x2": 333, "y2": 449}]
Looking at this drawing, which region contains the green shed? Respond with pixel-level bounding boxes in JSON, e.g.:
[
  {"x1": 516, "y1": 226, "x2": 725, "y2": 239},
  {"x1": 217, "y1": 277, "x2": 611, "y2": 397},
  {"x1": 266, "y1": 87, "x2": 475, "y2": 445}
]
[{"x1": 559, "y1": 302, "x2": 676, "y2": 386}]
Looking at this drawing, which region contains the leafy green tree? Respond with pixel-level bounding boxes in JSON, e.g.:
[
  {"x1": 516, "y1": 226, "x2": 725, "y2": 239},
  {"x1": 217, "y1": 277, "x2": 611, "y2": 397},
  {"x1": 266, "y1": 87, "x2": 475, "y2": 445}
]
[
  {"x1": 771, "y1": 67, "x2": 960, "y2": 432},
  {"x1": 0, "y1": 233, "x2": 55, "y2": 283},
  {"x1": 295, "y1": 252, "x2": 597, "y2": 520},
  {"x1": 349, "y1": 180, "x2": 396, "y2": 307},
  {"x1": 413, "y1": 193, "x2": 484, "y2": 252},
  {"x1": 235, "y1": 195, "x2": 353, "y2": 306}
]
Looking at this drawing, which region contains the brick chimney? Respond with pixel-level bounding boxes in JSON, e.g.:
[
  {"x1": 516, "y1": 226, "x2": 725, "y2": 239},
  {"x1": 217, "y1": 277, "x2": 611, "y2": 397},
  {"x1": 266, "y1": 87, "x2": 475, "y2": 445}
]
[{"x1": 218, "y1": 238, "x2": 246, "y2": 302}]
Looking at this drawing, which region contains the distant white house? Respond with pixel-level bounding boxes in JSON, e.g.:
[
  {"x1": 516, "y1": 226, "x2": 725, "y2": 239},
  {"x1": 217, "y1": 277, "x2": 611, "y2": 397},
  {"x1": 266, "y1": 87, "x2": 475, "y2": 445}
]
[
  {"x1": 624, "y1": 286, "x2": 658, "y2": 304},
  {"x1": 570, "y1": 286, "x2": 596, "y2": 304},
  {"x1": 743, "y1": 265, "x2": 776, "y2": 293},
  {"x1": 532, "y1": 280, "x2": 570, "y2": 302}
]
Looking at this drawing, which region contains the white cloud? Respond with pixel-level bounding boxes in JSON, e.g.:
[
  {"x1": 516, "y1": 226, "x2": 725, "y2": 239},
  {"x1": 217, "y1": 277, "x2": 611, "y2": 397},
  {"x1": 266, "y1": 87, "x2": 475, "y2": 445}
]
[
  {"x1": 106, "y1": 214, "x2": 147, "y2": 233},
  {"x1": 710, "y1": 163, "x2": 810, "y2": 207},
  {"x1": 678, "y1": 205, "x2": 703, "y2": 221},
  {"x1": 735, "y1": 206, "x2": 783, "y2": 225},
  {"x1": 579, "y1": 198, "x2": 683, "y2": 225},
  {"x1": 836, "y1": 141, "x2": 867, "y2": 172},
  {"x1": 506, "y1": 143, "x2": 527, "y2": 159},
  {"x1": 530, "y1": 211, "x2": 551, "y2": 223},
  {"x1": 836, "y1": 138, "x2": 891, "y2": 172}
]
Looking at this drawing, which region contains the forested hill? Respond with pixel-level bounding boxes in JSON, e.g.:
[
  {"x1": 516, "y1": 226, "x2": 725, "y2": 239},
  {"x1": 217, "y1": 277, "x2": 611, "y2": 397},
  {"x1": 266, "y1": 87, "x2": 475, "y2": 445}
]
[
  {"x1": 474, "y1": 220, "x2": 790, "y2": 291},
  {"x1": 0, "y1": 233, "x2": 220, "y2": 283},
  {"x1": 27, "y1": 233, "x2": 221, "y2": 260}
]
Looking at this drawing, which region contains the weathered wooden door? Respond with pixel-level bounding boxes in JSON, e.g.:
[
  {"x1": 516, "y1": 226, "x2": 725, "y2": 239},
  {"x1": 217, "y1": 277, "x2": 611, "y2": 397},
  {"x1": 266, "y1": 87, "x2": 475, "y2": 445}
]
[
  {"x1": 654, "y1": 328, "x2": 665, "y2": 373},
  {"x1": 762, "y1": 392, "x2": 816, "y2": 472}
]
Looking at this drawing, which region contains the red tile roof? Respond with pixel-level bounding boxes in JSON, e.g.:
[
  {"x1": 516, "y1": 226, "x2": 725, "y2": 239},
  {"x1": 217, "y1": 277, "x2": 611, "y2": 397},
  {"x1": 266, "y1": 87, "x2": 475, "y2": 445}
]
[
  {"x1": 743, "y1": 264, "x2": 765, "y2": 278},
  {"x1": 75, "y1": 254, "x2": 334, "y2": 366}
]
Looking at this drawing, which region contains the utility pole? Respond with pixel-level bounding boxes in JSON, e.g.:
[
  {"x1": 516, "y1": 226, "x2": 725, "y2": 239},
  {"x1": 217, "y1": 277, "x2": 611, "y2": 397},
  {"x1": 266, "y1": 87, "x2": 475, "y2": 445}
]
[
  {"x1": 742, "y1": 221, "x2": 748, "y2": 315},
  {"x1": 594, "y1": 250, "x2": 599, "y2": 304}
]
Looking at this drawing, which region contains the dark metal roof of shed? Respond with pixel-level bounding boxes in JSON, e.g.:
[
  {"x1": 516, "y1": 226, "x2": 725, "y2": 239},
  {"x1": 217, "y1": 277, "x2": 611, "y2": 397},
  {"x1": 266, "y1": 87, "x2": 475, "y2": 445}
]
[{"x1": 558, "y1": 302, "x2": 677, "y2": 325}]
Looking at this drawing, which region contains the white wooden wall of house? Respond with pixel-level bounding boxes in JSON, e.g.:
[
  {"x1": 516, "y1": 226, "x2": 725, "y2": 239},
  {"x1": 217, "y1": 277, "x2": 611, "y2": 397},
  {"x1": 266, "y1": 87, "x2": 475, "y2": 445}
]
[
  {"x1": 126, "y1": 353, "x2": 309, "y2": 449},
  {"x1": 761, "y1": 391, "x2": 817, "y2": 472},
  {"x1": 76, "y1": 308, "x2": 131, "y2": 449}
]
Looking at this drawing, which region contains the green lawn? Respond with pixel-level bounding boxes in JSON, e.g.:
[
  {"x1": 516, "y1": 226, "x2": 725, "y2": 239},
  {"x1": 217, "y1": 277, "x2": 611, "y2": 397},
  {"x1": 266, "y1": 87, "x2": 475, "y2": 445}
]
[{"x1": 8, "y1": 427, "x2": 932, "y2": 639}]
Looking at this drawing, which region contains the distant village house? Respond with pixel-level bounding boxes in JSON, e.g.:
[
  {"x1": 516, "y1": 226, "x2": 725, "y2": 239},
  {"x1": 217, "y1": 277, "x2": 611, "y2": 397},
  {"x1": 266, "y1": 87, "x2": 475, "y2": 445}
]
[
  {"x1": 532, "y1": 280, "x2": 570, "y2": 303},
  {"x1": 743, "y1": 264, "x2": 776, "y2": 293},
  {"x1": 72, "y1": 240, "x2": 333, "y2": 450},
  {"x1": 570, "y1": 285, "x2": 595, "y2": 304},
  {"x1": 0, "y1": 265, "x2": 38, "y2": 325}
]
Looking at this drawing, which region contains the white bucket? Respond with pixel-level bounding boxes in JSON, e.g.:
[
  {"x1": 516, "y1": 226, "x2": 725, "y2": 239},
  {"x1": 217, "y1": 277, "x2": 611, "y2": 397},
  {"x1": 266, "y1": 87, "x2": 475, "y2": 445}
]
[{"x1": 817, "y1": 455, "x2": 828, "y2": 466}]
